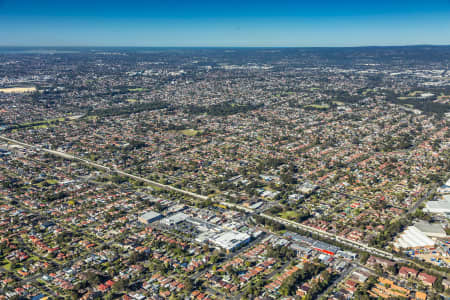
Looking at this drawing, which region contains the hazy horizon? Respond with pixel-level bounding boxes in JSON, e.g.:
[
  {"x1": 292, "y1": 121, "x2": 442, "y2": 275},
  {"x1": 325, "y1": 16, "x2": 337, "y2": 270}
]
[
  {"x1": 0, "y1": 0, "x2": 449, "y2": 47},
  {"x1": 0, "y1": 45, "x2": 449, "y2": 49}
]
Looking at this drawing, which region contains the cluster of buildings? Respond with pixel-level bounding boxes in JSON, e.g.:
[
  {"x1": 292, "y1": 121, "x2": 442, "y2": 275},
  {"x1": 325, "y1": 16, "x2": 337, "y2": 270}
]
[
  {"x1": 139, "y1": 209, "x2": 255, "y2": 253},
  {"x1": 426, "y1": 178, "x2": 450, "y2": 218},
  {"x1": 0, "y1": 47, "x2": 449, "y2": 299},
  {"x1": 332, "y1": 261, "x2": 446, "y2": 300},
  {"x1": 393, "y1": 178, "x2": 450, "y2": 267}
]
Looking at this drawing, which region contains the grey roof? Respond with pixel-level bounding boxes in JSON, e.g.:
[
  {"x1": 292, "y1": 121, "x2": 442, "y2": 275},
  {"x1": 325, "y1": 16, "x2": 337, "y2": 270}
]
[
  {"x1": 139, "y1": 211, "x2": 161, "y2": 222},
  {"x1": 414, "y1": 220, "x2": 446, "y2": 235}
]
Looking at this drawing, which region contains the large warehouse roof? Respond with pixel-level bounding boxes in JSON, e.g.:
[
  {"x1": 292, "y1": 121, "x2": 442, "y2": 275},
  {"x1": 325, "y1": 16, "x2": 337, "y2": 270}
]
[
  {"x1": 212, "y1": 231, "x2": 250, "y2": 251},
  {"x1": 424, "y1": 198, "x2": 450, "y2": 214},
  {"x1": 138, "y1": 211, "x2": 162, "y2": 223},
  {"x1": 394, "y1": 226, "x2": 435, "y2": 249}
]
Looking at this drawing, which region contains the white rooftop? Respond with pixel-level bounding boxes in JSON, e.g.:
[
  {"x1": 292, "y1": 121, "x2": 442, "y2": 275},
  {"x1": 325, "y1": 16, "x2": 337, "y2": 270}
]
[
  {"x1": 424, "y1": 198, "x2": 450, "y2": 214},
  {"x1": 394, "y1": 226, "x2": 435, "y2": 249},
  {"x1": 160, "y1": 212, "x2": 189, "y2": 226},
  {"x1": 212, "y1": 231, "x2": 250, "y2": 250}
]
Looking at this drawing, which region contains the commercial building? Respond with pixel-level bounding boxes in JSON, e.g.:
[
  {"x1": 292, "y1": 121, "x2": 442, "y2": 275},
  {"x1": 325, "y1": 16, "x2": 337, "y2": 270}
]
[
  {"x1": 138, "y1": 211, "x2": 162, "y2": 224},
  {"x1": 297, "y1": 181, "x2": 318, "y2": 194},
  {"x1": 0, "y1": 147, "x2": 10, "y2": 157},
  {"x1": 211, "y1": 231, "x2": 251, "y2": 252},
  {"x1": 166, "y1": 204, "x2": 187, "y2": 214},
  {"x1": 311, "y1": 241, "x2": 340, "y2": 255},
  {"x1": 160, "y1": 212, "x2": 189, "y2": 226}
]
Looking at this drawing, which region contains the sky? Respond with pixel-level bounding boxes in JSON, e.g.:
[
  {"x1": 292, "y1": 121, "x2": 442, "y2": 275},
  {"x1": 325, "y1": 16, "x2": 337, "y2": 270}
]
[{"x1": 0, "y1": 0, "x2": 449, "y2": 47}]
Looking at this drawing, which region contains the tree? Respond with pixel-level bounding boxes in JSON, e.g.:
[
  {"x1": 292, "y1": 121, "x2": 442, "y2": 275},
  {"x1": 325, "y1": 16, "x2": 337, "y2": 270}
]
[
  {"x1": 183, "y1": 278, "x2": 193, "y2": 292},
  {"x1": 113, "y1": 279, "x2": 128, "y2": 292},
  {"x1": 360, "y1": 252, "x2": 369, "y2": 264}
]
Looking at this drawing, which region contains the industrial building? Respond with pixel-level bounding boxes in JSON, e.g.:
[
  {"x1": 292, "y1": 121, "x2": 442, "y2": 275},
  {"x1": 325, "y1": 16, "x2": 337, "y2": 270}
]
[
  {"x1": 424, "y1": 197, "x2": 450, "y2": 216},
  {"x1": 393, "y1": 226, "x2": 435, "y2": 250},
  {"x1": 413, "y1": 220, "x2": 447, "y2": 238},
  {"x1": 437, "y1": 179, "x2": 450, "y2": 194}
]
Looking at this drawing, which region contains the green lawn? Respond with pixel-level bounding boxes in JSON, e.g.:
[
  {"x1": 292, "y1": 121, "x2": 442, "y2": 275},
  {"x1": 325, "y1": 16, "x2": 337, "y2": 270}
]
[
  {"x1": 280, "y1": 210, "x2": 299, "y2": 220},
  {"x1": 128, "y1": 88, "x2": 147, "y2": 92},
  {"x1": 3, "y1": 261, "x2": 12, "y2": 271},
  {"x1": 29, "y1": 255, "x2": 40, "y2": 261},
  {"x1": 180, "y1": 129, "x2": 202, "y2": 136},
  {"x1": 362, "y1": 89, "x2": 374, "y2": 95}
]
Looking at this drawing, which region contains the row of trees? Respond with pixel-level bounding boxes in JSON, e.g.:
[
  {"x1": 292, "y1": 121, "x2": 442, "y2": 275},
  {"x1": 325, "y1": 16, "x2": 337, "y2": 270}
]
[
  {"x1": 368, "y1": 217, "x2": 409, "y2": 248},
  {"x1": 186, "y1": 101, "x2": 263, "y2": 116},
  {"x1": 87, "y1": 101, "x2": 170, "y2": 117}
]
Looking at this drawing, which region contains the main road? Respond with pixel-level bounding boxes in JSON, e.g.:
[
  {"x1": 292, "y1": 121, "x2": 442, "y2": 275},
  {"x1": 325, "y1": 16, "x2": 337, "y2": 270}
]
[
  {"x1": 0, "y1": 135, "x2": 208, "y2": 201},
  {"x1": 408, "y1": 184, "x2": 437, "y2": 214}
]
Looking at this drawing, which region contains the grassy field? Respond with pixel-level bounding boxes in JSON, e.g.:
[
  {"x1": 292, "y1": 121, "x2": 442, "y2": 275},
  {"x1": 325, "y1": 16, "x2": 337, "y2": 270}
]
[
  {"x1": 305, "y1": 104, "x2": 330, "y2": 109},
  {"x1": 180, "y1": 129, "x2": 202, "y2": 136},
  {"x1": 19, "y1": 117, "x2": 66, "y2": 129},
  {"x1": 128, "y1": 88, "x2": 147, "y2": 92},
  {"x1": 2, "y1": 261, "x2": 12, "y2": 271},
  {"x1": 0, "y1": 87, "x2": 36, "y2": 94},
  {"x1": 280, "y1": 210, "x2": 299, "y2": 220},
  {"x1": 362, "y1": 89, "x2": 374, "y2": 95},
  {"x1": 127, "y1": 98, "x2": 138, "y2": 103}
]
